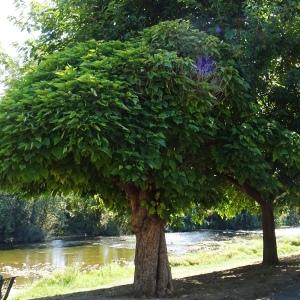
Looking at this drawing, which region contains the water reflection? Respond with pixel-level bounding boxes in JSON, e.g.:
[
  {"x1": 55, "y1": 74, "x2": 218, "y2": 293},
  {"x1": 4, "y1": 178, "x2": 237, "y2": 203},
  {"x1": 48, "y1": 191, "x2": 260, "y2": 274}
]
[{"x1": 51, "y1": 240, "x2": 65, "y2": 268}]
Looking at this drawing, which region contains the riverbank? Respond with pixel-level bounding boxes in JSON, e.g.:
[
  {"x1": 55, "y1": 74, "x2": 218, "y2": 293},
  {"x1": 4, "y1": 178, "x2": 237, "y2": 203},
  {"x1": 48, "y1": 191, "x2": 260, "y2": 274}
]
[
  {"x1": 0, "y1": 235, "x2": 101, "y2": 250},
  {"x1": 14, "y1": 235, "x2": 300, "y2": 300}
]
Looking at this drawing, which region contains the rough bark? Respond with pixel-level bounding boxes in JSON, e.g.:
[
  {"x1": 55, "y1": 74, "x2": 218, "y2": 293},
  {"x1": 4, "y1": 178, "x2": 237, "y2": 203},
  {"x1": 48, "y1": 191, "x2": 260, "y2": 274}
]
[
  {"x1": 125, "y1": 185, "x2": 173, "y2": 297},
  {"x1": 260, "y1": 200, "x2": 279, "y2": 265}
]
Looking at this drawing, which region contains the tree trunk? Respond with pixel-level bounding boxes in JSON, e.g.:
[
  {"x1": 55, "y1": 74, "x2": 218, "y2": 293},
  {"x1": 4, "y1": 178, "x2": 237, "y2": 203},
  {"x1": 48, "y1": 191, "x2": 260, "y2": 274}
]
[
  {"x1": 260, "y1": 201, "x2": 279, "y2": 265},
  {"x1": 227, "y1": 179, "x2": 280, "y2": 266},
  {"x1": 126, "y1": 186, "x2": 173, "y2": 297}
]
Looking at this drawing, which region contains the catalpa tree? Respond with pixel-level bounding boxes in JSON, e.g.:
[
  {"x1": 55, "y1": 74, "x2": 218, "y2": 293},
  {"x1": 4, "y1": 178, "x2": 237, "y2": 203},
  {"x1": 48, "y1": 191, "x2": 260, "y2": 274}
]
[{"x1": 0, "y1": 21, "x2": 249, "y2": 296}]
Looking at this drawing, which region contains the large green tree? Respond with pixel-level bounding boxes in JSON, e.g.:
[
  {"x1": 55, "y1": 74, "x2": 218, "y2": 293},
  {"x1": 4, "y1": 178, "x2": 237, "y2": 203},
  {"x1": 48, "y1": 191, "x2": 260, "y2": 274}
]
[{"x1": 0, "y1": 21, "x2": 250, "y2": 296}]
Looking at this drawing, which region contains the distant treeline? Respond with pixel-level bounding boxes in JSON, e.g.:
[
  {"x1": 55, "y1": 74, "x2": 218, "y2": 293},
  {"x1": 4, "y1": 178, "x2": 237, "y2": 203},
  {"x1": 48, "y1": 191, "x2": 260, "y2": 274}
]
[
  {"x1": 0, "y1": 193, "x2": 128, "y2": 245},
  {"x1": 172, "y1": 210, "x2": 300, "y2": 232},
  {"x1": 0, "y1": 193, "x2": 299, "y2": 245}
]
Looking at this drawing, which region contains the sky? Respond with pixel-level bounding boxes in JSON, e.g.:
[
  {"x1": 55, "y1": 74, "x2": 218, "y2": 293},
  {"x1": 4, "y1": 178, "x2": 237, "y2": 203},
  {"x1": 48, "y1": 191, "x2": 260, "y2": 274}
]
[
  {"x1": 0, "y1": 0, "x2": 40, "y2": 94},
  {"x1": 0, "y1": 0, "x2": 31, "y2": 58}
]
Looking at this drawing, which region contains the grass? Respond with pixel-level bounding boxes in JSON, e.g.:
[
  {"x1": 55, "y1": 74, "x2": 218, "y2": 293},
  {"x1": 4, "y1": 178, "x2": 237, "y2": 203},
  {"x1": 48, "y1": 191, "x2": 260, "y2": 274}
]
[
  {"x1": 170, "y1": 236, "x2": 300, "y2": 278},
  {"x1": 14, "y1": 236, "x2": 300, "y2": 300},
  {"x1": 14, "y1": 264, "x2": 134, "y2": 300}
]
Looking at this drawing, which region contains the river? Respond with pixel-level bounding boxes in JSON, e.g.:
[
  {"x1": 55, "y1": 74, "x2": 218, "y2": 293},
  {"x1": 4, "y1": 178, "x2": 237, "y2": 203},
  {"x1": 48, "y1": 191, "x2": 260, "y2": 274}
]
[{"x1": 0, "y1": 227, "x2": 299, "y2": 291}]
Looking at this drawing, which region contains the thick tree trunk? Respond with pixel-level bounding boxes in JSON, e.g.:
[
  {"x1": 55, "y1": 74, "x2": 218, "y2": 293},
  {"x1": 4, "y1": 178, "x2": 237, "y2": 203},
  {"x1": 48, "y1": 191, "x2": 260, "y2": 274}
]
[
  {"x1": 126, "y1": 187, "x2": 173, "y2": 297},
  {"x1": 134, "y1": 216, "x2": 173, "y2": 297},
  {"x1": 260, "y1": 201, "x2": 279, "y2": 265}
]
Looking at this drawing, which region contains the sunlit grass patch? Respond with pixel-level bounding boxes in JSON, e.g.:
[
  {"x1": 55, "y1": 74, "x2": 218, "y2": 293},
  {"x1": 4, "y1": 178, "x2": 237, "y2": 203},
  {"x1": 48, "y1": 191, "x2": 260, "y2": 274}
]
[
  {"x1": 277, "y1": 237, "x2": 300, "y2": 254},
  {"x1": 14, "y1": 264, "x2": 134, "y2": 300},
  {"x1": 171, "y1": 236, "x2": 300, "y2": 279}
]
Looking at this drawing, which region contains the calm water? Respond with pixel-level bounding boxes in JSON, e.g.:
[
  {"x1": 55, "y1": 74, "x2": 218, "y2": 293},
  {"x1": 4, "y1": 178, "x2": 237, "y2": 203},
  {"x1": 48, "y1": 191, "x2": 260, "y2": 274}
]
[{"x1": 0, "y1": 228, "x2": 299, "y2": 290}]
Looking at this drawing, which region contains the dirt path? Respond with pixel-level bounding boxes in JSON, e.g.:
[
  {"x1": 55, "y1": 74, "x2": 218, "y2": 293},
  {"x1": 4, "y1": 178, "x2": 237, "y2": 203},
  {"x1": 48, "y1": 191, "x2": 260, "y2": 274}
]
[
  {"x1": 36, "y1": 255, "x2": 300, "y2": 300},
  {"x1": 271, "y1": 282, "x2": 300, "y2": 300}
]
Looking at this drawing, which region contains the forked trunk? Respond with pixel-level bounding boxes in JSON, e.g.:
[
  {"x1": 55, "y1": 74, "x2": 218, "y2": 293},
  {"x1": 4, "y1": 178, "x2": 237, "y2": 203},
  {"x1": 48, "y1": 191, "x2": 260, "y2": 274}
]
[
  {"x1": 127, "y1": 187, "x2": 173, "y2": 297},
  {"x1": 260, "y1": 201, "x2": 279, "y2": 265}
]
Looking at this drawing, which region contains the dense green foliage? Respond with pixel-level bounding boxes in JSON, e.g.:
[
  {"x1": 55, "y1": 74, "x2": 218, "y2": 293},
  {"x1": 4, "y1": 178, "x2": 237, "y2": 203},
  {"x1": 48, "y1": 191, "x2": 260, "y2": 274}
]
[
  {"x1": 213, "y1": 119, "x2": 300, "y2": 207},
  {"x1": 0, "y1": 21, "x2": 253, "y2": 221}
]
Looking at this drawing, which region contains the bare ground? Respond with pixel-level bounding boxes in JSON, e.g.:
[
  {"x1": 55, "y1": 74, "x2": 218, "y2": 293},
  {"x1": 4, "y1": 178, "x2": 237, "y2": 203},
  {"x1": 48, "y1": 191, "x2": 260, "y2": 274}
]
[{"x1": 36, "y1": 255, "x2": 300, "y2": 300}]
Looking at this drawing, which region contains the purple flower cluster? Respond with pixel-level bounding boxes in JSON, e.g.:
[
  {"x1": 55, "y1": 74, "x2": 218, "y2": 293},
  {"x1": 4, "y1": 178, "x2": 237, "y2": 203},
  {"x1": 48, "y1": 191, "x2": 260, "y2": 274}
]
[
  {"x1": 196, "y1": 56, "x2": 216, "y2": 77},
  {"x1": 215, "y1": 25, "x2": 223, "y2": 35}
]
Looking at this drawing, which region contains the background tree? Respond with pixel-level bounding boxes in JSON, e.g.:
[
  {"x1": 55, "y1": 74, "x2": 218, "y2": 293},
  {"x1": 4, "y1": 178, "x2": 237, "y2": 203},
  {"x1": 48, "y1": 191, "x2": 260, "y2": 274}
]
[
  {"x1": 196, "y1": 0, "x2": 300, "y2": 265},
  {"x1": 12, "y1": 0, "x2": 245, "y2": 61},
  {"x1": 0, "y1": 193, "x2": 45, "y2": 243},
  {"x1": 225, "y1": 0, "x2": 300, "y2": 263},
  {"x1": 212, "y1": 117, "x2": 300, "y2": 264}
]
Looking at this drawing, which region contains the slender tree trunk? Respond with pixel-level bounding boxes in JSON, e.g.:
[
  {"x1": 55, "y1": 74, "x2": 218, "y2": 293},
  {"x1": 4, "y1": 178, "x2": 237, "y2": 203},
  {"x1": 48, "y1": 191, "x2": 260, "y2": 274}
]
[
  {"x1": 227, "y1": 179, "x2": 280, "y2": 266},
  {"x1": 126, "y1": 186, "x2": 173, "y2": 297},
  {"x1": 260, "y1": 201, "x2": 279, "y2": 265}
]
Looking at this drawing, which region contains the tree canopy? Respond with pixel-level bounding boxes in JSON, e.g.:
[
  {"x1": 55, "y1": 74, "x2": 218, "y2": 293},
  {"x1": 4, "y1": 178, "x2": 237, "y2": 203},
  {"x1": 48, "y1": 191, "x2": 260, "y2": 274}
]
[{"x1": 0, "y1": 20, "x2": 248, "y2": 218}]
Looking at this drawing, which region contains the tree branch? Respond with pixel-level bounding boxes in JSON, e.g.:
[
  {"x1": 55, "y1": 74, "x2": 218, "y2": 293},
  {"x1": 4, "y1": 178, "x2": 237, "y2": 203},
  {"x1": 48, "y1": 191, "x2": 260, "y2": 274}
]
[{"x1": 226, "y1": 175, "x2": 264, "y2": 205}]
